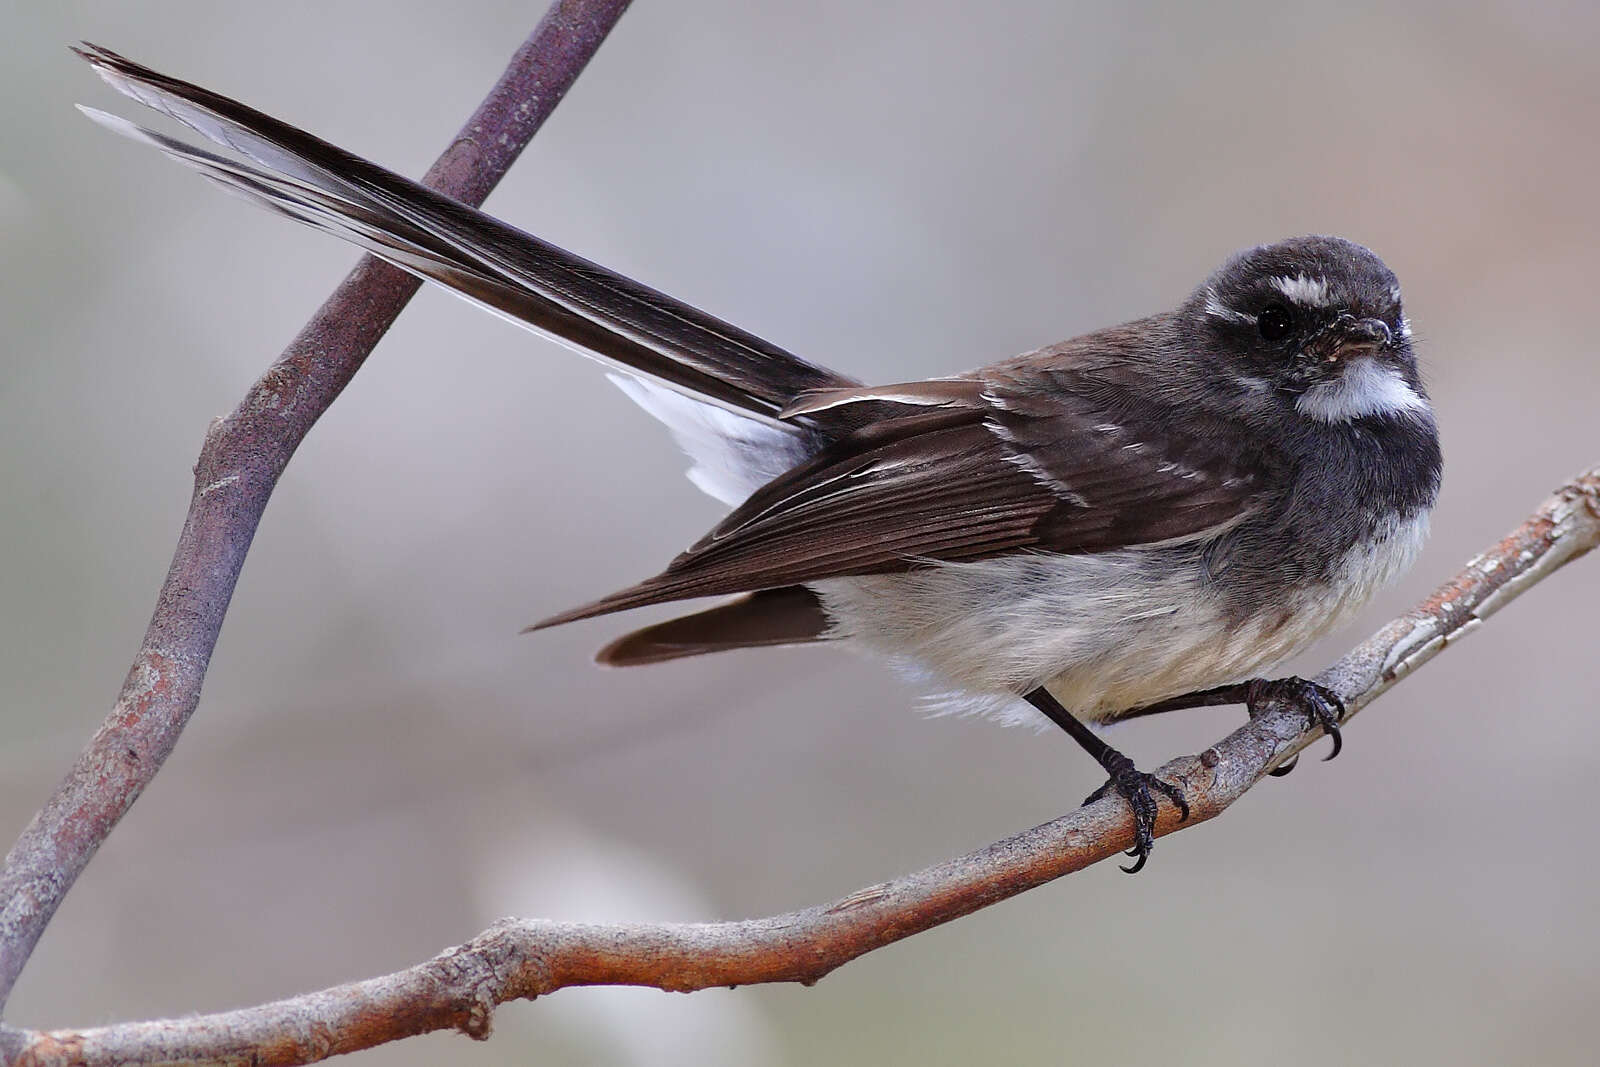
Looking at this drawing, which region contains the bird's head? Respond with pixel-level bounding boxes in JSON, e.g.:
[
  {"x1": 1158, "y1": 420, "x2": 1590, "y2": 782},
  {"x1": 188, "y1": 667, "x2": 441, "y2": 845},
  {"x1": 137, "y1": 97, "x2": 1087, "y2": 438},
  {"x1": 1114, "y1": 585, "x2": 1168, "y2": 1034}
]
[{"x1": 1186, "y1": 235, "x2": 1429, "y2": 424}]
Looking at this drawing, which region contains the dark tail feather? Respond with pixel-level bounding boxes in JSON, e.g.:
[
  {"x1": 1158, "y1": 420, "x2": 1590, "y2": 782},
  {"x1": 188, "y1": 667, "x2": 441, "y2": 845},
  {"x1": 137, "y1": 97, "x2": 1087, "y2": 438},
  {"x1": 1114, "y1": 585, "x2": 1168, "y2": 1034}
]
[
  {"x1": 74, "y1": 44, "x2": 854, "y2": 423},
  {"x1": 595, "y1": 587, "x2": 830, "y2": 666},
  {"x1": 526, "y1": 575, "x2": 721, "y2": 632}
]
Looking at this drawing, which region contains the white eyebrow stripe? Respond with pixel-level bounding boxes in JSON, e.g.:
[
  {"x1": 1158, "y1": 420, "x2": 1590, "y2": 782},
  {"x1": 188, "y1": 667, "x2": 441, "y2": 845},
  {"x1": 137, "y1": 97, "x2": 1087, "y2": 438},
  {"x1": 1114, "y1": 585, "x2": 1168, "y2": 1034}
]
[
  {"x1": 1204, "y1": 288, "x2": 1256, "y2": 324},
  {"x1": 1270, "y1": 273, "x2": 1331, "y2": 307},
  {"x1": 1295, "y1": 359, "x2": 1431, "y2": 423}
]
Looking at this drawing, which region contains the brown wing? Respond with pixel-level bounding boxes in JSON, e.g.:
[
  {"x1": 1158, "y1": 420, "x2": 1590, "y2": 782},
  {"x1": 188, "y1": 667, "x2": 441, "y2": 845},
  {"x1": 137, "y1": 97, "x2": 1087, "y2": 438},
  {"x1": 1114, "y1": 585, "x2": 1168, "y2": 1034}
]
[{"x1": 533, "y1": 339, "x2": 1272, "y2": 629}]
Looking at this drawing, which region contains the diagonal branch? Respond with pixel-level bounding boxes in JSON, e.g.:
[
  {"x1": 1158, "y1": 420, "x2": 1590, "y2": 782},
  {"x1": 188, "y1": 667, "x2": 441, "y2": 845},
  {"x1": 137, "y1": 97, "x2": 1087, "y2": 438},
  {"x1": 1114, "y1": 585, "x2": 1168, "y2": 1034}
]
[
  {"x1": 0, "y1": 0, "x2": 632, "y2": 1014},
  {"x1": 3, "y1": 467, "x2": 1594, "y2": 1067}
]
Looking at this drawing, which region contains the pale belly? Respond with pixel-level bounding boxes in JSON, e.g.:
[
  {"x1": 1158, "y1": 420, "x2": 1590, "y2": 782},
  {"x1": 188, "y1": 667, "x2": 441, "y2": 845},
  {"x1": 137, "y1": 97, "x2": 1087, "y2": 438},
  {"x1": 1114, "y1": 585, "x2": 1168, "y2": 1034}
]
[{"x1": 813, "y1": 512, "x2": 1428, "y2": 728}]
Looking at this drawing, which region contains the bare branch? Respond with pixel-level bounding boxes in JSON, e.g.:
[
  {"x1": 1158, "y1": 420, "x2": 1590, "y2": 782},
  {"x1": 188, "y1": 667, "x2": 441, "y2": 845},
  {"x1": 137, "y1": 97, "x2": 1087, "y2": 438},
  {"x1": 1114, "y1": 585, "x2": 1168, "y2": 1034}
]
[
  {"x1": 3, "y1": 467, "x2": 1594, "y2": 1067},
  {"x1": 0, "y1": 0, "x2": 633, "y2": 1012}
]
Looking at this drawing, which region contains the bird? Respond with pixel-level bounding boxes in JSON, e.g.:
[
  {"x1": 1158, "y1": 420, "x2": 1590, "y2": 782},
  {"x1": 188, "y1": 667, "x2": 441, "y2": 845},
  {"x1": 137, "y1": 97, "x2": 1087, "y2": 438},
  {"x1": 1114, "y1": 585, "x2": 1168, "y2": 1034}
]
[{"x1": 75, "y1": 44, "x2": 1442, "y2": 871}]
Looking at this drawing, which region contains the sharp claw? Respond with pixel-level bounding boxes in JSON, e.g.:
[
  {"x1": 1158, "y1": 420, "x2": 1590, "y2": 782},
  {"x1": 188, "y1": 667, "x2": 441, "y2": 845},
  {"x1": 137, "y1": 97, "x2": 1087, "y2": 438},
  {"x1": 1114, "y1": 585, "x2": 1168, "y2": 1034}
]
[
  {"x1": 1248, "y1": 678, "x2": 1348, "y2": 766},
  {"x1": 1268, "y1": 754, "x2": 1299, "y2": 777},
  {"x1": 1310, "y1": 684, "x2": 1344, "y2": 761},
  {"x1": 1090, "y1": 760, "x2": 1186, "y2": 875},
  {"x1": 1145, "y1": 776, "x2": 1190, "y2": 822}
]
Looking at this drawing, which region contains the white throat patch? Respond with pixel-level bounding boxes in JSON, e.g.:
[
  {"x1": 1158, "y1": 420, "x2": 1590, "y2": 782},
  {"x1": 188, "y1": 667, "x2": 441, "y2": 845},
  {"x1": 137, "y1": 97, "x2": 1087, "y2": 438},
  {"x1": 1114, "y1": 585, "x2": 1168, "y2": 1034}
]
[{"x1": 1295, "y1": 359, "x2": 1430, "y2": 423}]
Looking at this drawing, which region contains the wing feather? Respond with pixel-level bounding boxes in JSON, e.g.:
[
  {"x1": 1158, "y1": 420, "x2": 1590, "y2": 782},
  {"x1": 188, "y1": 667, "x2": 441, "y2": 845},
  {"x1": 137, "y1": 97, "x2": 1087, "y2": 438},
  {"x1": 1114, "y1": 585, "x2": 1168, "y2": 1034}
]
[{"x1": 533, "y1": 347, "x2": 1271, "y2": 628}]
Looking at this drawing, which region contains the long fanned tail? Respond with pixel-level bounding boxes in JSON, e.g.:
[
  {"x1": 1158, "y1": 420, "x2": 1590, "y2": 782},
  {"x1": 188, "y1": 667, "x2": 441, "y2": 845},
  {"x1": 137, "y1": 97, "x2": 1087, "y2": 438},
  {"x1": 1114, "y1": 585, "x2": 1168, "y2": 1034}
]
[
  {"x1": 75, "y1": 44, "x2": 871, "y2": 661},
  {"x1": 73, "y1": 43, "x2": 855, "y2": 427}
]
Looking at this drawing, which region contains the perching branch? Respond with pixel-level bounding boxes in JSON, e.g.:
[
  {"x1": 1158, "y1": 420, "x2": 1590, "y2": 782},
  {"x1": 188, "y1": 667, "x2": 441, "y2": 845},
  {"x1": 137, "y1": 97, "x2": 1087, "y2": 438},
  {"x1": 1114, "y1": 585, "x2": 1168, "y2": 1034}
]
[
  {"x1": 0, "y1": 0, "x2": 632, "y2": 1015},
  {"x1": 2, "y1": 467, "x2": 1595, "y2": 1067}
]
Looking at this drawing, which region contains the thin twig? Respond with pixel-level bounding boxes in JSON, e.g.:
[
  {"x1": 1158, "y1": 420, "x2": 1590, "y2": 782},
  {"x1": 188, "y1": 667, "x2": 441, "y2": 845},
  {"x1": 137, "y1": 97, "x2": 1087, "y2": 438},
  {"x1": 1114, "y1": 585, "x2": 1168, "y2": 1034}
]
[
  {"x1": 0, "y1": 0, "x2": 632, "y2": 1014},
  {"x1": 3, "y1": 467, "x2": 1594, "y2": 1067}
]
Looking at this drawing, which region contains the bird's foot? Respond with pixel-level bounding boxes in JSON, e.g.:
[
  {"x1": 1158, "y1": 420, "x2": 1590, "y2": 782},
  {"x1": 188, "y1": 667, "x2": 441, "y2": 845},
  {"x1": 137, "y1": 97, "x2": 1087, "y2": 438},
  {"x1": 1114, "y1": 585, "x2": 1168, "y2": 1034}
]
[
  {"x1": 1084, "y1": 750, "x2": 1190, "y2": 874},
  {"x1": 1246, "y1": 676, "x2": 1345, "y2": 761}
]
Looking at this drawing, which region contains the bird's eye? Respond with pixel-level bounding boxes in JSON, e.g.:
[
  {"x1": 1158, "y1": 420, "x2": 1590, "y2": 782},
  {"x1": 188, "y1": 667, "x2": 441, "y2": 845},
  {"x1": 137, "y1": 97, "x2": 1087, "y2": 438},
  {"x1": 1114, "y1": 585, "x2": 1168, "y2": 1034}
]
[{"x1": 1257, "y1": 303, "x2": 1294, "y2": 342}]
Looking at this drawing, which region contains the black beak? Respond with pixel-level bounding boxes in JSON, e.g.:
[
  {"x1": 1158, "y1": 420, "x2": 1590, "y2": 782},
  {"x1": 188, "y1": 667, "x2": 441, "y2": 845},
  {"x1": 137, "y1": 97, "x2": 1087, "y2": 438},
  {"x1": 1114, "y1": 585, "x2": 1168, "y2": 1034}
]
[{"x1": 1325, "y1": 315, "x2": 1392, "y2": 361}]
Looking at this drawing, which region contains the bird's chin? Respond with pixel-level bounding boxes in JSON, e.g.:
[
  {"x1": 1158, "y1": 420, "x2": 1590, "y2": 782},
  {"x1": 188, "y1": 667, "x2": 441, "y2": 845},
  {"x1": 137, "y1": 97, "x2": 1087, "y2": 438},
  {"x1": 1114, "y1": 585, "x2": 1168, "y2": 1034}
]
[{"x1": 1294, "y1": 357, "x2": 1430, "y2": 423}]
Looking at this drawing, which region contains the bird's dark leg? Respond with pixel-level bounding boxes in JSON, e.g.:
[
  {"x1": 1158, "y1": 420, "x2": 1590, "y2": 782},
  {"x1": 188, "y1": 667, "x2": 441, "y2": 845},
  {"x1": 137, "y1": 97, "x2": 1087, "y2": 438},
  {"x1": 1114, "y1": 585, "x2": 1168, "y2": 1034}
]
[
  {"x1": 1113, "y1": 676, "x2": 1347, "y2": 777},
  {"x1": 1023, "y1": 687, "x2": 1189, "y2": 874}
]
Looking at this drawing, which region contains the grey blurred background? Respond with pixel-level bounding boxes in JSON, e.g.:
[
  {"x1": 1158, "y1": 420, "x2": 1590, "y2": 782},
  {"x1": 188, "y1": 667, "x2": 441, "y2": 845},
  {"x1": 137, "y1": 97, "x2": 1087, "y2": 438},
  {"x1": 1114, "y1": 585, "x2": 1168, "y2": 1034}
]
[{"x1": 3, "y1": 2, "x2": 1598, "y2": 1064}]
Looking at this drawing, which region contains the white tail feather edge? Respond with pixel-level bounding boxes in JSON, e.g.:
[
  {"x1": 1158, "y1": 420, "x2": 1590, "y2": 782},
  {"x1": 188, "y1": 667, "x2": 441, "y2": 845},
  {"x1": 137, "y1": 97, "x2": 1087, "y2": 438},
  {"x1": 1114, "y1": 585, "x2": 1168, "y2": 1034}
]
[{"x1": 607, "y1": 375, "x2": 813, "y2": 506}]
